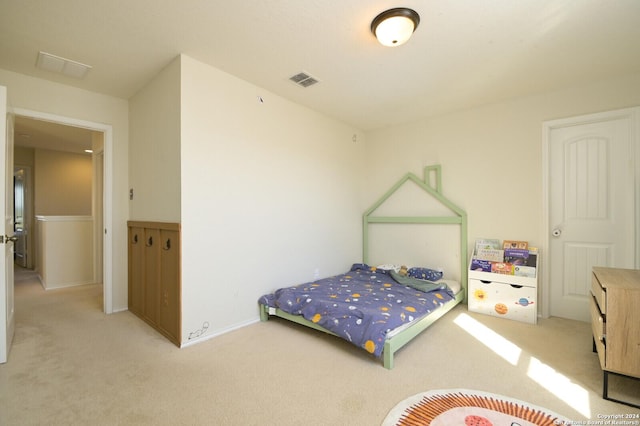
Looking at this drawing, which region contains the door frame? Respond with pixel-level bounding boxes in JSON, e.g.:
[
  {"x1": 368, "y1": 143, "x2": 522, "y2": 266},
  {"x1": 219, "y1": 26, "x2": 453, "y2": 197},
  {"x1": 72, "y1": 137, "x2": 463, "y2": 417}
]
[
  {"x1": 13, "y1": 107, "x2": 114, "y2": 314},
  {"x1": 541, "y1": 107, "x2": 640, "y2": 319},
  {"x1": 1, "y1": 87, "x2": 15, "y2": 363}
]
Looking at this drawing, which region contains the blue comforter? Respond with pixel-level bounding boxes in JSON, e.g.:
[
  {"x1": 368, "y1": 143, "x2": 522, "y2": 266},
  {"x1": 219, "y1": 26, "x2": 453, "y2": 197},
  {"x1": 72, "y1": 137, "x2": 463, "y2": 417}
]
[{"x1": 259, "y1": 264, "x2": 454, "y2": 357}]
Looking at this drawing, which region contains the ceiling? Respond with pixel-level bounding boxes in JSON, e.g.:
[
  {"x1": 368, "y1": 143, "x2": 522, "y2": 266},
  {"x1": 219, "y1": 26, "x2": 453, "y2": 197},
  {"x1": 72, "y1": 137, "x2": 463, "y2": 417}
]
[
  {"x1": 2, "y1": 1, "x2": 640, "y2": 149},
  {"x1": 13, "y1": 116, "x2": 94, "y2": 154}
]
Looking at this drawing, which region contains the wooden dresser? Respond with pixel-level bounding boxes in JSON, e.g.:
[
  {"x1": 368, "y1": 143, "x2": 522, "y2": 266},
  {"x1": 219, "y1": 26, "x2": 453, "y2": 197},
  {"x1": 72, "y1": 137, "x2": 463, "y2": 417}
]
[
  {"x1": 128, "y1": 221, "x2": 181, "y2": 346},
  {"x1": 590, "y1": 267, "x2": 640, "y2": 408}
]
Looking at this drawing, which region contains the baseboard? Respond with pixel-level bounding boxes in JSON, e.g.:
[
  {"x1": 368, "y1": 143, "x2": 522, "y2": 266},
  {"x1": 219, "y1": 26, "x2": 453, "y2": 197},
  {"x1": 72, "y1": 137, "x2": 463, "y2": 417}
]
[
  {"x1": 41, "y1": 279, "x2": 96, "y2": 290},
  {"x1": 180, "y1": 317, "x2": 260, "y2": 348}
]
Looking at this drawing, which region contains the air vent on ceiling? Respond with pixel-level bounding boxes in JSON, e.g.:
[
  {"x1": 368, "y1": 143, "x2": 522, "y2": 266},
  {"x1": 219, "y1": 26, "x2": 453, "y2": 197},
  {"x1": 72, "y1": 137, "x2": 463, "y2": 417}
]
[
  {"x1": 36, "y1": 51, "x2": 92, "y2": 79},
  {"x1": 289, "y1": 72, "x2": 319, "y2": 88}
]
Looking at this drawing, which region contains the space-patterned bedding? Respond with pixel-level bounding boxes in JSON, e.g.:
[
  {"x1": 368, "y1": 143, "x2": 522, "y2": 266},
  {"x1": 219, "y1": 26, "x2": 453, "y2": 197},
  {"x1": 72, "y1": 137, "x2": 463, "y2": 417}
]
[{"x1": 258, "y1": 264, "x2": 455, "y2": 358}]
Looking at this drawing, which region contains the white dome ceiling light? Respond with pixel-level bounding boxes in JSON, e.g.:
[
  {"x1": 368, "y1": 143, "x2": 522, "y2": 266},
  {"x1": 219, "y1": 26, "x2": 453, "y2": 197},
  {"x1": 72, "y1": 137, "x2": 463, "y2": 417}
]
[{"x1": 371, "y1": 8, "x2": 420, "y2": 47}]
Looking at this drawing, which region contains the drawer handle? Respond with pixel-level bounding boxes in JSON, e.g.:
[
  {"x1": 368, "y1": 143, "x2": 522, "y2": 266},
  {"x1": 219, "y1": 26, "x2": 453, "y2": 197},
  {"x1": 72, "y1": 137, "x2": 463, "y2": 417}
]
[
  {"x1": 480, "y1": 280, "x2": 492, "y2": 284},
  {"x1": 146, "y1": 236, "x2": 153, "y2": 247},
  {"x1": 132, "y1": 234, "x2": 138, "y2": 244},
  {"x1": 510, "y1": 284, "x2": 523, "y2": 289},
  {"x1": 163, "y1": 238, "x2": 171, "y2": 251}
]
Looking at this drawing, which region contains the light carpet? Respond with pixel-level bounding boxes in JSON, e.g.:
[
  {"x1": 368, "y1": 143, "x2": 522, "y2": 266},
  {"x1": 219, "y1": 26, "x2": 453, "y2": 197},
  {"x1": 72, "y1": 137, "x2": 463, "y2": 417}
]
[
  {"x1": 2, "y1": 268, "x2": 639, "y2": 425},
  {"x1": 382, "y1": 389, "x2": 570, "y2": 426}
]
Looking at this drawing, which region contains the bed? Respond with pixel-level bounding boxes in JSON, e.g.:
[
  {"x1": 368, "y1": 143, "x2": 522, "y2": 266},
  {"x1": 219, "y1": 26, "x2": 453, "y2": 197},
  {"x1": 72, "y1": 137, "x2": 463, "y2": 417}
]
[{"x1": 258, "y1": 165, "x2": 467, "y2": 369}]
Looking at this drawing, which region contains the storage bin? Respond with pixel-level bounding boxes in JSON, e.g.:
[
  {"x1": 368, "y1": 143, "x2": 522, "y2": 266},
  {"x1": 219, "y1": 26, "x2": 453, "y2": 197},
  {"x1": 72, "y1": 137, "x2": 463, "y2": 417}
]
[
  {"x1": 468, "y1": 252, "x2": 538, "y2": 324},
  {"x1": 468, "y1": 279, "x2": 536, "y2": 324}
]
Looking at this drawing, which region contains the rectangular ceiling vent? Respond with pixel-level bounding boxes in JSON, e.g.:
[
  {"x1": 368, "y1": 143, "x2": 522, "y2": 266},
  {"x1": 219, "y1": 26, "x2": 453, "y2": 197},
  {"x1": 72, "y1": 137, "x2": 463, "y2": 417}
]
[
  {"x1": 36, "y1": 51, "x2": 92, "y2": 79},
  {"x1": 289, "y1": 72, "x2": 319, "y2": 88}
]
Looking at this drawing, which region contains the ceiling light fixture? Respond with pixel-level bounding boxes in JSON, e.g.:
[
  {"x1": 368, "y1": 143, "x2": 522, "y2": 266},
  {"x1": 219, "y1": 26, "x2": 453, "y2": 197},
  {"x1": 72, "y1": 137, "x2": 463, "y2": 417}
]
[{"x1": 371, "y1": 7, "x2": 420, "y2": 47}]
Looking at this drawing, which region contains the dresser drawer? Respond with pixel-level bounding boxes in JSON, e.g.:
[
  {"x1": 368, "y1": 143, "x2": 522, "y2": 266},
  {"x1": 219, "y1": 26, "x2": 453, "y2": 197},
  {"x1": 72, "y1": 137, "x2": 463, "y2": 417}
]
[
  {"x1": 591, "y1": 273, "x2": 606, "y2": 314},
  {"x1": 590, "y1": 296, "x2": 606, "y2": 368},
  {"x1": 590, "y1": 296, "x2": 605, "y2": 341}
]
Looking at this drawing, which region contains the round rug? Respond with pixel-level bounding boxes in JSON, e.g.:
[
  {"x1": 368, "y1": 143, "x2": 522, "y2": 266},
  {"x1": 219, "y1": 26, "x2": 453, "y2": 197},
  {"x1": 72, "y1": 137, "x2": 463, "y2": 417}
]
[{"x1": 382, "y1": 389, "x2": 570, "y2": 426}]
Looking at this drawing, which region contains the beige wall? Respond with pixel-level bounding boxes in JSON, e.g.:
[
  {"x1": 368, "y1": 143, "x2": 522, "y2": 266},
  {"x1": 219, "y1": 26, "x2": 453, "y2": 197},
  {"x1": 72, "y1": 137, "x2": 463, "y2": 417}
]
[
  {"x1": 129, "y1": 58, "x2": 181, "y2": 222},
  {"x1": 6, "y1": 56, "x2": 639, "y2": 341},
  {"x1": 364, "y1": 72, "x2": 640, "y2": 285},
  {"x1": 178, "y1": 55, "x2": 365, "y2": 344},
  {"x1": 15, "y1": 146, "x2": 34, "y2": 167},
  {"x1": 0, "y1": 68, "x2": 129, "y2": 311},
  {"x1": 34, "y1": 149, "x2": 92, "y2": 216}
]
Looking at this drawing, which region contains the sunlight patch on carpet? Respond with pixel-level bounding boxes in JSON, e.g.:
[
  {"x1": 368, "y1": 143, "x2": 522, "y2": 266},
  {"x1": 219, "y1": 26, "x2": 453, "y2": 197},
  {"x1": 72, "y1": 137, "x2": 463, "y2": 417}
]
[
  {"x1": 527, "y1": 357, "x2": 591, "y2": 418},
  {"x1": 454, "y1": 313, "x2": 522, "y2": 365},
  {"x1": 454, "y1": 313, "x2": 591, "y2": 417}
]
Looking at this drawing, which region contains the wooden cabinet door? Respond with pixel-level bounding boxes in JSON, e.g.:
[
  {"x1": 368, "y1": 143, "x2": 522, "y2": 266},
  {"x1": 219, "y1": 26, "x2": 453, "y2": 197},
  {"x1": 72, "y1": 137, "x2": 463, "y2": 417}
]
[
  {"x1": 143, "y1": 228, "x2": 161, "y2": 324},
  {"x1": 128, "y1": 226, "x2": 145, "y2": 316},
  {"x1": 159, "y1": 228, "x2": 180, "y2": 343},
  {"x1": 128, "y1": 221, "x2": 181, "y2": 347}
]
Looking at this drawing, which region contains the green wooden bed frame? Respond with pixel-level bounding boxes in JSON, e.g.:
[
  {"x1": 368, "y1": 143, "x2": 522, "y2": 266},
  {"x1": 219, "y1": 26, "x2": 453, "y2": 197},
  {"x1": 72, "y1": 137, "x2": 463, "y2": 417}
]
[{"x1": 259, "y1": 165, "x2": 467, "y2": 369}]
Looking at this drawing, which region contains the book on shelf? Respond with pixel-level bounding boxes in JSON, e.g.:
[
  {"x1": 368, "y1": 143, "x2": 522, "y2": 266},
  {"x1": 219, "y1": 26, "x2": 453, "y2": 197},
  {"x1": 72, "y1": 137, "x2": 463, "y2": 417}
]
[
  {"x1": 491, "y1": 262, "x2": 513, "y2": 275},
  {"x1": 470, "y1": 258, "x2": 492, "y2": 272},
  {"x1": 471, "y1": 238, "x2": 538, "y2": 275},
  {"x1": 514, "y1": 265, "x2": 536, "y2": 277},
  {"x1": 476, "y1": 248, "x2": 504, "y2": 262},
  {"x1": 503, "y1": 240, "x2": 528, "y2": 250},
  {"x1": 474, "y1": 238, "x2": 501, "y2": 252}
]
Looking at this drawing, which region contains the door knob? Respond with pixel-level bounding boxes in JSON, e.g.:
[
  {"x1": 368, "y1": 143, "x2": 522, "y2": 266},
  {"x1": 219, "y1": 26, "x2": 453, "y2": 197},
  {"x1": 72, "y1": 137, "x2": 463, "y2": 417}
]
[{"x1": 552, "y1": 228, "x2": 562, "y2": 237}]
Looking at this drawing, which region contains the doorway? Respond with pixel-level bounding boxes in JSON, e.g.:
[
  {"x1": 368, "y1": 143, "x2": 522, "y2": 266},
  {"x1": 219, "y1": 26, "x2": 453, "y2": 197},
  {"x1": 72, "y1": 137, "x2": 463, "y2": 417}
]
[
  {"x1": 13, "y1": 166, "x2": 30, "y2": 268},
  {"x1": 12, "y1": 108, "x2": 113, "y2": 314},
  {"x1": 542, "y1": 107, "x2": 639, "y2": 321}
]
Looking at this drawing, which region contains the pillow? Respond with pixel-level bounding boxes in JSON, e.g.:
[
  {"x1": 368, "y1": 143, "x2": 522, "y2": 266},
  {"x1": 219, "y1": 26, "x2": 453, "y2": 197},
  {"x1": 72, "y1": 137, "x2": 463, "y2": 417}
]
[
  {"x1": 407, "y1": 267, "x2": 443, "y2": 282},
  {"x1": 376, "y1": 264, "x2": 402, "y2": 273},
  {"x1": 390, "y1": 270, "x2": 450, "y2": 294}
]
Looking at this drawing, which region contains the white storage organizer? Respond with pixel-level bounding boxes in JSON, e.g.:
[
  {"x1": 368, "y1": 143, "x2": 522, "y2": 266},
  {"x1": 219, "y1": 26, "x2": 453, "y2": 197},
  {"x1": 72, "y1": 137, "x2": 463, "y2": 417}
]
[{"x1": 467, "y1": 246, "x2": 538, "y2": 324}]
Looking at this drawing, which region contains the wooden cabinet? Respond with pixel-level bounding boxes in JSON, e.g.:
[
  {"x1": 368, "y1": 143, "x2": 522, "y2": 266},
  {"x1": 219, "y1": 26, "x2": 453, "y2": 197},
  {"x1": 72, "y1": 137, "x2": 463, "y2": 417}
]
[
  {"x1": 128, "y1": 221, "x2": 181, "y2": 346},
  {"x1": 591, "y1": 267, "x2": 640, "y2": 408},
  {"x1": 128, "y1": 223, "x2": 145, "y2": 317}
]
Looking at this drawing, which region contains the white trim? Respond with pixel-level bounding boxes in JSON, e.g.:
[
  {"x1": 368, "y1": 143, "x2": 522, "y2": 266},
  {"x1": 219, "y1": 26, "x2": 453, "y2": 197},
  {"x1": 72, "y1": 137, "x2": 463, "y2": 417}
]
[
  {"x1": 41, "y1": 280, "x2": 95, "y2": 290},
  {"x1": 179, "y1": 318, "x2": 260, "y2": 348},
  {"x1": 35, "y1": 215, "x2": 93, "y2": 222},
  {"x1": 13, "y1": 107, "x2": 114, "y2": 314},
  {"x1": 0, "y1": 85, "x2": 11, "y2": 363},
  {"x1": 541, "y1": 106, "x2": 640, "y2": 319}
]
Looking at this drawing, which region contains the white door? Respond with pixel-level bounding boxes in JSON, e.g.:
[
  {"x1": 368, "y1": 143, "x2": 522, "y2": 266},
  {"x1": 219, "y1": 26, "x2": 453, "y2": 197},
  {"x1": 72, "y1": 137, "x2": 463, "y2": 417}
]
[
  {"x1": 545, "y1": 108, "x2": 637, "y2": 322},
  {"x1": 0, "y1": 85, "x2": 15, "y2": 363}
]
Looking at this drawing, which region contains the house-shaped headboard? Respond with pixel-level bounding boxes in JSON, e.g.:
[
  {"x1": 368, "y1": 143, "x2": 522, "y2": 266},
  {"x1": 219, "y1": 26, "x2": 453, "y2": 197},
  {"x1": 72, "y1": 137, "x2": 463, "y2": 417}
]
[{"x1": 362, "y1": 165, "x2": 468, "y2": 300}]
